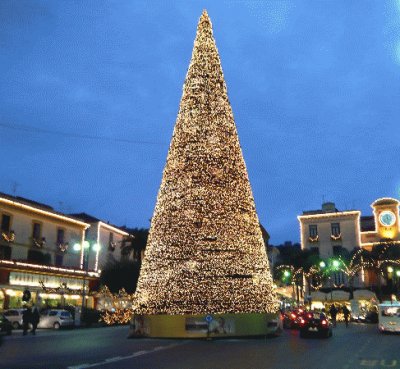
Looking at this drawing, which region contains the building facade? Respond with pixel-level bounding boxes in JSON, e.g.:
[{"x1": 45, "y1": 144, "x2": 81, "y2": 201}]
[
  {"x1": 69, "y1": 213, "x2": 130, "y2": 272},
  {"x1": 298, "y1": 198, "x2": 400, "y2": 287},
  {"x1": 0, "y1": 193, "x2": 100, "y2": 310}
]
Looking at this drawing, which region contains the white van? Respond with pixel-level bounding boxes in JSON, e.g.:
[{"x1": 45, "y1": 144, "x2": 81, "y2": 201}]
[{"x1": 378, "y1": 301, "x2": 400, "y2": 333}]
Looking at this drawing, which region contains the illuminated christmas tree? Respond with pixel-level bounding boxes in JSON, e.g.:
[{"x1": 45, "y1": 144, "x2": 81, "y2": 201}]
[{"x1": 134, "y1": 10, "x2": 277, "y2": 315}]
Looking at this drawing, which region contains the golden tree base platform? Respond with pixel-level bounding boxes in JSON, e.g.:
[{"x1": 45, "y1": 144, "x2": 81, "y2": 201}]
[{"x1": 128, "y1": 312, "x2": 282, "y2": 338}]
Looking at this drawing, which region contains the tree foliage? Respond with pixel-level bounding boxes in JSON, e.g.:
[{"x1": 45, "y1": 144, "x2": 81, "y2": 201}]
[{"x1": 100, "y1": 259, "x2": 141, "y2": 294}]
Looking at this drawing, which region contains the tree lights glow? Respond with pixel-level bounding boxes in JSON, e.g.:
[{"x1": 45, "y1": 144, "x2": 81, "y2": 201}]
[{"x1": 132, "y1": 10, "x2": 277, "y2": 315}]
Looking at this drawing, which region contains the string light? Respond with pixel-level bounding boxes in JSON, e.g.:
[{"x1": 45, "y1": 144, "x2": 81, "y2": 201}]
[
  {"x1": 132, "y1": 10, "x2": 277, "y2": 315},
  {"x1": 0, "y1": 196, "x2": 90, "y2": 228},
  {"x1": 0, "y1": 259, "x2": 100, "y2": 278},
  {"x1": 98, "y1": 286, "x2": 134, "y2": 325}
]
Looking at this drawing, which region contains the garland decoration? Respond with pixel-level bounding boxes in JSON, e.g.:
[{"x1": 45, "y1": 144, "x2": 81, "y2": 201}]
[
  {"x1": 33, "y1": 237, "x2": 46, "y2": 248},
  {"x1": 58, "y1": 242, "x2": 69, "y2": 253},
  {"x1": 2, "y1": 230, "x2": 15, "y2": 243}
]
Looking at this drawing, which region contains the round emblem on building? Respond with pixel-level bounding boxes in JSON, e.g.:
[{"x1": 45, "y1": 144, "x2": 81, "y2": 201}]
[{"x1": 379, "y1": 211, "x2": 396, "y2": 227}]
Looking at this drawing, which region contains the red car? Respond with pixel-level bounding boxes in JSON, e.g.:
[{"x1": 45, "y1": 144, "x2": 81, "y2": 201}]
[{"x1": 283, "y1": 308, "x2": 307, "y2": 329}]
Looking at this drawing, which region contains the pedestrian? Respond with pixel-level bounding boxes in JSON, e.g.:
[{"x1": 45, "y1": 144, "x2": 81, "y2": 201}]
[
  {"x1": 31, "y1": 305, "x2": 40, "y2": 335},
  {"x1": 343, "y1": 305, "x2": 350, "y2": 328},
  {"x1": 22, "y1": 307, "x2": 32, "y2": 336},
  {"x1": 329, "y1": 304, "x2": 338, "y2": 327}
]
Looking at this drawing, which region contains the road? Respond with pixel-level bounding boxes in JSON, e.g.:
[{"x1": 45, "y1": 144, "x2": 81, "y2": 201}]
[{"x1": 0, "y1": 323, "x2": 399, "y2": 369}]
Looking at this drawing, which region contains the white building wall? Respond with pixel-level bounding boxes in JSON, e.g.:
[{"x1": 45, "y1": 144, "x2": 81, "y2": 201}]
[
  {"x1": 0, "y1": 203, "x2": 86, "y2": 268},
  {"x1": 97, "y1": 227, "x2": 125, "y2": 270},
  {"x1": 300, "y1": 214, "x2": 360, "y2": 259},
  {"x1": 82, "y1": 222, "x2": 126, "y2": 271}
]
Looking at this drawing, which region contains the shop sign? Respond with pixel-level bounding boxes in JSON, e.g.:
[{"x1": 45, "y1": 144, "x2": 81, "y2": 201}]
[{"x1": 9, "y1": 271, "x2": 83, "y2": 290}]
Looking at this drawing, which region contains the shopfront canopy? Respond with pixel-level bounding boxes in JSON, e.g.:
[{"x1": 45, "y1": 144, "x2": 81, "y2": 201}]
[
  {"x1": 353, "y1": 289, "x2": 377, "y2": 301},
  {"x1": 328, "y1": 290, "x2": 350, "y2": 301},
  {"x1": 311, "y1": 291, "x2": 328, "y2": 302}
]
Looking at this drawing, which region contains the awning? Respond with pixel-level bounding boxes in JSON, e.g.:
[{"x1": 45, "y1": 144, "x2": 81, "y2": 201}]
[
  {"x1": 353, "y1": 289, "x2": 377, "y2": 301},
  {"x1": 310, "y1": 291, "x2": 327, "y2": 302},
  {"x1": 328, "y1": 290, "x2": 350, "y2": 301}
]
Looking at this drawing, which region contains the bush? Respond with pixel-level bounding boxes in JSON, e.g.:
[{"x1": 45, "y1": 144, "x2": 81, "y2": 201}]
[{"x1": 81, "y1": 308, "x2": 102, "y2": 327}]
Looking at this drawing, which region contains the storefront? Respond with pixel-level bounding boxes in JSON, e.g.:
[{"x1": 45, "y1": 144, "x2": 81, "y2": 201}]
[{"x1": 0, "y1": 259, "x2": 99, "y2": 310}]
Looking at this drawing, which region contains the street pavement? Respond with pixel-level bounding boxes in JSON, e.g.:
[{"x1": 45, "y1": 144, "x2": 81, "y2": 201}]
[{"x1": 0, "y1": 323, "x2": 399, "y2": 369}]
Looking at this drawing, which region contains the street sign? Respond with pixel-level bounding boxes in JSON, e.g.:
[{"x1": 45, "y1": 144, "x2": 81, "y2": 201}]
[{"x1": 205, "y1": 315, "x2": 213, "y2": 323}]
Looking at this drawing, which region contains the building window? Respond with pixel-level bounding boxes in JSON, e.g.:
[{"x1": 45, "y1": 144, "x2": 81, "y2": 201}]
[
  {"x1": 330, "y1": 223, "x2": 341, "y2": 241},
  {"x1": 309, "y1": 225, "x2": 318, "y2": 237},
  {"x1": 331, "y1": 223, "x2": 340, "y2": 236},
  {"x1": 32, "y1": 222, "x2": 41, "y2": 240},
  {"x1": 310, "y1": 247, "x2": 319, "y2": 256},
  {"x1": 0, "y1": 245, "x2": 12, "y2": 260},
  {"x1": 308, "y1": 224, "x2": 319, "y2": 242},
  {"x1": 56, "y1": 229, "x2": 65, "y2": 244},
  {"x1": 55, "y1": 254, "x2": 63, "y2": 267},
  {"x1": 332, "y1": 245, "x2": 343, "y2": 256},
  {"x1": 108, "y1": 232, "x2": 116, "y2": 251},
  {"x1": 27, "y1": 249, "x2": 50, "y2": 264},
  {"x1": 1, "y1": 214, "x2": 11, "y2": 232},
  {"x1": 333, "y1": 272, "x2": 345, "y2": 286}
]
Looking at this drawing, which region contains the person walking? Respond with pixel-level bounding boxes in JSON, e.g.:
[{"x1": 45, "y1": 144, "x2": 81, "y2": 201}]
[
  {"x1": 342, "y1": 305, "x2": 350, "y2": 328},
  {"x1": 31, "y1": 305, "x2": 40, "y2": 335},
  {"x1": 329, "y1": 304, "x2": 338, "y2": 327},
  {"x1": 22, "y1": 307, "x2": 32, "y2": 336}
]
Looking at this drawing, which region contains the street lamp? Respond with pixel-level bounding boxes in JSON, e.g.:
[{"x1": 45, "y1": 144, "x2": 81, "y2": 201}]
[
  {"x1": 332, "y1": 259, "x2": 340, "y2": 269},
  {"x1": 73, "y1": 241, "x2": 101, "y2": 313},
  {"x1": 326, "y1": 258, "x2": 341, "y2": 301}
]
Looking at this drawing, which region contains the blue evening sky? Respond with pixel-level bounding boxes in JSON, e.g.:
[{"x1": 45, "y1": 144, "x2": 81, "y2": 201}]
[{"x1": 1, "y1": 0, "x2": 400, "y2": 244}]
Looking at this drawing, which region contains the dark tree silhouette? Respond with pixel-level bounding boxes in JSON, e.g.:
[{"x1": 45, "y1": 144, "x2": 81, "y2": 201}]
[{"x1": 100, "y1": 259, "x2": 141, "y2": 294}]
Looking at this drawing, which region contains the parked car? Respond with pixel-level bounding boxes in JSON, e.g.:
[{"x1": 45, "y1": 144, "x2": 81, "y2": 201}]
[
  {"x1": 299, "y1": 312, "x2": 333, "y2": 338},
  {"x1": 3, "y1": 309, "x2": 25, "y2": 329},
  {"x1": 38, "y1": 309, "x2": 74, "y2": 329},
  {"x1": 0, "y1": 313, "x2": 13, "y2": 336},
  {"x1": 283, "y1": 308, "x2": 307, "y2": 329}
]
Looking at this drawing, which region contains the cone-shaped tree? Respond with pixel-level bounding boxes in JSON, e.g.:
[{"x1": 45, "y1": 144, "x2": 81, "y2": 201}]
[{"x1": 134, "y1": 10, "x2": 277, "y2": 315}]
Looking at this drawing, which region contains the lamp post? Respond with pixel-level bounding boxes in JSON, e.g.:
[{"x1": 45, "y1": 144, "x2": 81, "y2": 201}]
[
  {"x1": 330, "y1": 259, "x2": 341, "y2": 301},
  {"x1": 282, "y1": 269, "x2": 297, "y2": 305},
  {"x1": 387, "y1": 266, "x2": 394, "y2": 294},
  {"x1": 73, "y1": 241, "x2": 100, "y2": 313},
  {"x1": 395, "y1": 270, "x2": 400, "y2": 294}
]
